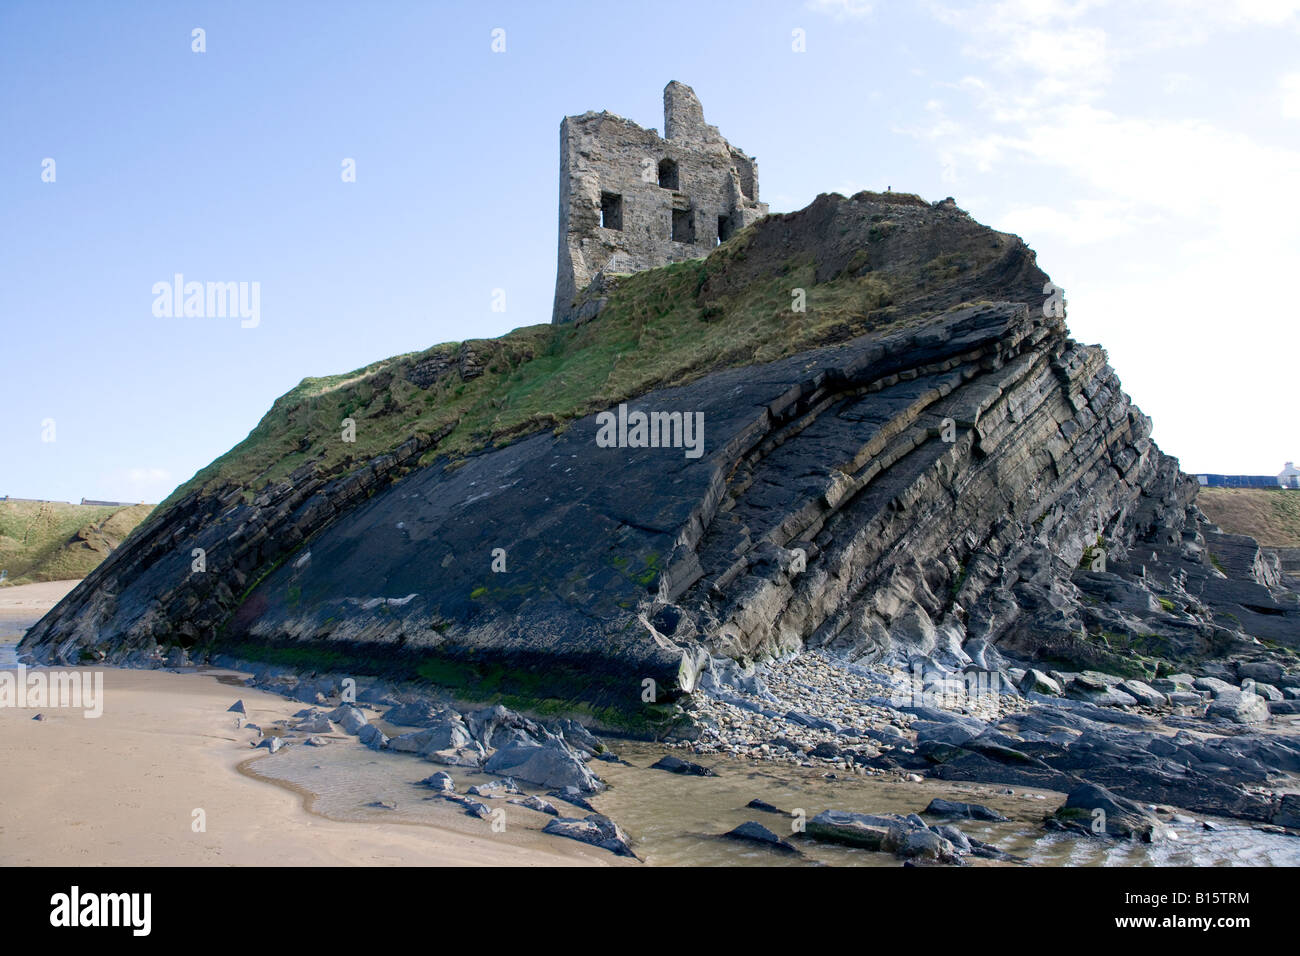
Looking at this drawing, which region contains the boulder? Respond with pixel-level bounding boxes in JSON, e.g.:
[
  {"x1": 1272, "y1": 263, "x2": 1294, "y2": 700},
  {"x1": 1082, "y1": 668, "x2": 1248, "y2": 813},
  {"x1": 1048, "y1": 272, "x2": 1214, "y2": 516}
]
[
  {"x1": 1018, "y1": 669, "x2": 1062, "y2": 696},
  {"x1": 1207, "y1": 690, "x2": 1271, "y2": 724},
  {"x1": 650, "y1": 755, "x2": 717, "y2": 777},
  {"x1": 556, "y1": 718, "x2": 603, "y2": 755},
  {"x1": 469, "y1": 704, "x2": 548, "y2": 749},
  {"x1": 467, "y1": 778, "x2": 521, "y2": 797},
  {"x1": 721, "y1": 821, "x2": 800, "y2": 854},
  {"x1": 1118, "y1": 680, "x2": 1168, "y2": 708},
  {"x1": 1237, "y1": 661, "x2": 1285, "y2": 684},
  {"x1": 1272, "y1": 793, "x2": 1300, "y2": 829},
  {"x1": 1066, "y1": 674, "x2": 1137, "y2": 707},
  {"x1": 294, "y1": 714, "x2": 334, "y2": 734},
  {"x1": 388, "y1": 720, "x2": 472, "y2": 754},
  {"x1": 547, "y1": 786, "x2": 598, "y2": 813},
  {"x1": 806, "y1": 810, "x2": 899, "y2": 851},
  {"x1": 914, "y1": 721, "x2": 980, "y2": 747},
  {"x1": 1248, "y1": 682, "x2": 1284, "y2": 702},
  {"x1": 934, "y1": 824, "x2": 971, "y2": 853},
  {"x1": 383, "y1": 700, "x2": 447, "y2": 727},
  {"x1": 418, "y1": 771, "x2": 456, "y2": 792},
  {"x1": 1051, "y1": 783, "x2": 1164, "y2": 841},
  {"x1": 440, "y1": 794, "x2": 493, "y2": 818},
  {"x1": 924, "y1": 797, "x2": 1009, "y2": 822},
  {"x1": 509, "y1": 795, "x2": 560, "y2": 816},
  {"x1": 899, "y1": 828, "x2": 959, "y2": 863},
  {"x1": 329, "y1": 705, "x2": 369, "y2": 735},
  {"x1": 543, "y1": 814, "x2": 637, "y2": 858},
  {"x1": 1193, "y1": 677, "x2": 1237, "y2": 696},
  {"x1": 425, "y1": 744, "x2": 487, "y2": 768},
  {"x1": 483, "y1": 739, "x2": 603, "y2": 793}
]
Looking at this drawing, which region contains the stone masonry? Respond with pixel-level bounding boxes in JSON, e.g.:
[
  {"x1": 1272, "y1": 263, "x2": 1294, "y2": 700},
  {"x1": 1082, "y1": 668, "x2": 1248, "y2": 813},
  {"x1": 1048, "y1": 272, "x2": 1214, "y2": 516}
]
[{"x1": 552, "y1": 81, "x2": 769, "y2": 324}]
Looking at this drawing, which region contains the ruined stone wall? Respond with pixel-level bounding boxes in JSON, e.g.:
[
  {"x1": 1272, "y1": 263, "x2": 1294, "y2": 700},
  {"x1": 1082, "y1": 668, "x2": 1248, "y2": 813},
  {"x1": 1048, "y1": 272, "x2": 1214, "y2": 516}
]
[{"x1": 552, "y1": 81, "x2": 769, "y2": 324}]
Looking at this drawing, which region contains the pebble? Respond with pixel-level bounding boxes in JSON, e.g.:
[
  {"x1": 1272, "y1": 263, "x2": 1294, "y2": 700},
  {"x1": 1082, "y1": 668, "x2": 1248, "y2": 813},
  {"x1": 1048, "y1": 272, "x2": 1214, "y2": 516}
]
[{"x1": 675, "y1": 650, "x2": 1029, "y2": 772}]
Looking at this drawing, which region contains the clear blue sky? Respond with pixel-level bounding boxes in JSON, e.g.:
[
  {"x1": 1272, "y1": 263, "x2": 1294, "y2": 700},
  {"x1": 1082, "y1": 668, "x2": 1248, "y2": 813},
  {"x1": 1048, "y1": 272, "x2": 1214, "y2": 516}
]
[{"x1": 3, "y1": 0, "x2": 1297, "y2": 502}]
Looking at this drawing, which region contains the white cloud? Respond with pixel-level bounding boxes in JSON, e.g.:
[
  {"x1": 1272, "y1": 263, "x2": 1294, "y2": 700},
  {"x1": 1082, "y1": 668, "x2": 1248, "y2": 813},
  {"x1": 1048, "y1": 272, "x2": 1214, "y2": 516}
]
[
  {"x1": 926, "y1": 0, "x2": 1112, "y2": 106},
  {"x1": 1214, "y1": 0, "x2": 1300, "y2": 24},
  {"x1": 806, "y1": 0, "x2": 874, "y2": 19},
  {"x1": 998, "y1": 199, "x2": 1155, "y2": 244},
  {"x1": 1282, "y1": 72, "x2": 1300, "y2": 118},
  {"x1": 913, "y1": 2, "x2": 1300, "y2": 472},
  {"x1": 127, "y1": 468, "x2": 171, "y2": 484},
  {"x1": 103, "y1": 467, "x2": 174, "y2": 502}
]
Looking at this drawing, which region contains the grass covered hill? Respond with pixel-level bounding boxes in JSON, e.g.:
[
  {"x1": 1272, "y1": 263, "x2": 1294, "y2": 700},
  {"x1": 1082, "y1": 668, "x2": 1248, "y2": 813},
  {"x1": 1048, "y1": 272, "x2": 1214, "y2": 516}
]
[
  {"x1": 162, "y1": 191, "x2": 1042, "y2": 510},
  {"x1": 1198, "y1": 488, "x2": 1300, "y2": 548},
  {"x1": 0, "y1": 500, "x2": 154, "y2": 586}
]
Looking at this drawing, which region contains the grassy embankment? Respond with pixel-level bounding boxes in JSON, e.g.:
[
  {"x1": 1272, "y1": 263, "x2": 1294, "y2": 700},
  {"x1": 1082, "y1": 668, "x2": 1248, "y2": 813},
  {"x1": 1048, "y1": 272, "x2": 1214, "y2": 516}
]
[
  {"x1": 1198, "y1": 487, "x2": 1300, "y2": 548},
  {"x1": 159, "y1": 193, "x2": 992, "y2": 511},
  {"x1": 0, "y1": 500, "x2": 153, "y2": 587}
]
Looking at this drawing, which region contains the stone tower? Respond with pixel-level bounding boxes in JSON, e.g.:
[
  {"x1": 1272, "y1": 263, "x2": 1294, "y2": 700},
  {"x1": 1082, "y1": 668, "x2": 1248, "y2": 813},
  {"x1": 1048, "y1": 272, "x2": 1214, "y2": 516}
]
[{"x1": 551, "y1": 81, "x2": 769, "y2": 324}]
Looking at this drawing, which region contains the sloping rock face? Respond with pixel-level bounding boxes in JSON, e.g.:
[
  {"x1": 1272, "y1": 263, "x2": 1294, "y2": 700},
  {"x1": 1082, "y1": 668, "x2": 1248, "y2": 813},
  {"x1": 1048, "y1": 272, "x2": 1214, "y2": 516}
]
[{"x1": 20, "y1": 193, "x2": 1298, "y2": 714}]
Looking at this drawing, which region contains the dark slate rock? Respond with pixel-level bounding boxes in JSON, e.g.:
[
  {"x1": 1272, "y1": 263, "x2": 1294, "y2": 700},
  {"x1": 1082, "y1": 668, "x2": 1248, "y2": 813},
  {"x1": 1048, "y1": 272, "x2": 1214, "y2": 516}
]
[
  {"x1": 543, "y1": 814, "x2": 637, "y2": 858},
  {"x1": 924, "y1": 797, "x2": 1009, "y2": 822},
  {"x1": 1050, "y1": 783, "x2": 1164, "y2": 841},
  {"x1": 650, "y1": 755, "x2": 717, "y2": 776},
  {"x1": 722, "y1": 821, "x2": 800, "y2": 854}
]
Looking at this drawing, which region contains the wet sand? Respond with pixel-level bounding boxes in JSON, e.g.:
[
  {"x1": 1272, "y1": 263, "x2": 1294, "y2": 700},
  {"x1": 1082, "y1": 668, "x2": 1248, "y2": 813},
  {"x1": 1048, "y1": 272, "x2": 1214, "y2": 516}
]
[
  {"x1": 0, "y1": 579, "x2": 80, "y2": 642},
  {"x1": 1, "y1": 581, "x2": 607, "y2": 866},
  {"x1": 0, "y1": 666, "x2": 611, "y2": 866}
]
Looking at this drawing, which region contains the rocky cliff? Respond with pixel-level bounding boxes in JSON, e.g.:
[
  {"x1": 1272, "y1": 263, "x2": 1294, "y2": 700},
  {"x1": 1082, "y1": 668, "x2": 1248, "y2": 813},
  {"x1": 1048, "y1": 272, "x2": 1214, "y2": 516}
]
[{"x1": 20, "y1": 191, "x2": 1299, "y2": 726}]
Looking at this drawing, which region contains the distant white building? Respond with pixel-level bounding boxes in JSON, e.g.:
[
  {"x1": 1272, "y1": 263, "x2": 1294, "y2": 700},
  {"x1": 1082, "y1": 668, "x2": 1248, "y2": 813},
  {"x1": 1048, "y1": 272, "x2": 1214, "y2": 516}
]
[{"x1": 1281, "y1": 461, "x2": 1300, "y2": 490}]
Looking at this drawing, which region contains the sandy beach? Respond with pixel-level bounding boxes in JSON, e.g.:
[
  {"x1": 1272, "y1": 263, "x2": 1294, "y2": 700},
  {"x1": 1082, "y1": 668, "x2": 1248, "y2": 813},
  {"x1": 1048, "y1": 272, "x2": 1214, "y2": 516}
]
[
  {"x1": 0, "y1": 579, "x2": 80, "y2": 641},
  {"x1": 0, "y1": 666, "x2": 614, "y2": 866},
  {"x1": 0, "y1": 581, "x2": 608, "y2": 867}
]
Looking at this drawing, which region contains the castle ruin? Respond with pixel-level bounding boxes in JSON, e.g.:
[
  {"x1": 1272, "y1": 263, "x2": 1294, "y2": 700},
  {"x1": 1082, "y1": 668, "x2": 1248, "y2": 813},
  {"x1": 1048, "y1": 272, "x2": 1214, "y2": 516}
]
[{"x1": 551, "y1": 81, "x2": 769, "y2": 324}]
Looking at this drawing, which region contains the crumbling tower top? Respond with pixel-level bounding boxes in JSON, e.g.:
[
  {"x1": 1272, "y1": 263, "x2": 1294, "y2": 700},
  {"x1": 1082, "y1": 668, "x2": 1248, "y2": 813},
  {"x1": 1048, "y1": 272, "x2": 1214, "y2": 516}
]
[
  {"x1": 664, "y1": 80, "x2": 708, "y2": 143},
  {"x1": 552, "y1": 81, "x2": 769, "y2": 324}
]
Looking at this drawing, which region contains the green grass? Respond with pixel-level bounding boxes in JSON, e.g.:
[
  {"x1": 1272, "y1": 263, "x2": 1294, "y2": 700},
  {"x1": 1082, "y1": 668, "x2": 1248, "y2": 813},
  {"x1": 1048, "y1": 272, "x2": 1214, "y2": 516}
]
[{"x1": 0, "y1": 500, "x2": 154, "y2": 586}]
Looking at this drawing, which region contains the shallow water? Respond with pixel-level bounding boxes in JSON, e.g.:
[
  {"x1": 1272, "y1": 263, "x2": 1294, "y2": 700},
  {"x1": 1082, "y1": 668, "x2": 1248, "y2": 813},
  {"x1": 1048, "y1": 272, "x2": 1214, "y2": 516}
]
[
  {"x1": 245, "y1": 733, "x2": 1300, "y2": 866},
  {"x1": 0, "y1": 641, "x2": 18, "y2": 669},
  {"x1": 600, "y1": 743, "x2": 1300, "y2": 866},
  {"x1": 240, "y1": 730, "x2": 568, "y2": 848}
]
